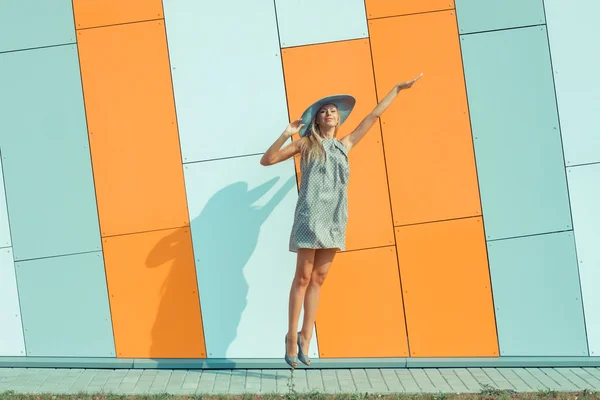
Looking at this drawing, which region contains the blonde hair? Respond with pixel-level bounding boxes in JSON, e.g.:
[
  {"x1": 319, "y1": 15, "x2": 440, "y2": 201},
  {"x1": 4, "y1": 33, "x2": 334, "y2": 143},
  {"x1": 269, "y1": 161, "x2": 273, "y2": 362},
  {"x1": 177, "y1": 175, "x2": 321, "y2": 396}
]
[{"x1": 299, "y1": 104, "x2": 340, "y2": 163}]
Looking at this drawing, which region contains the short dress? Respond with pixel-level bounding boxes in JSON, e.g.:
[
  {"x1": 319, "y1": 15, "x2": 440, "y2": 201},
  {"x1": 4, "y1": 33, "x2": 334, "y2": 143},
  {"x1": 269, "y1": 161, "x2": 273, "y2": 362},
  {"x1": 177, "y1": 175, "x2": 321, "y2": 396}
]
[{"x1": 289, "y1": 138, "x2": 350, "y2": 252}]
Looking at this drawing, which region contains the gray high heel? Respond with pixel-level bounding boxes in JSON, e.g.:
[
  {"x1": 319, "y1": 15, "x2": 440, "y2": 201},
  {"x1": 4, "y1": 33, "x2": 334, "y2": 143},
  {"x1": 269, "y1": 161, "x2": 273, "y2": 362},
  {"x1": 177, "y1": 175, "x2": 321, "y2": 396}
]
[
  {"x1": 297, "y1": 332, "x2": 311, "y2": 366},
  {"x1": 284, "y1": 334, "x2": 298, "y2": 369}
]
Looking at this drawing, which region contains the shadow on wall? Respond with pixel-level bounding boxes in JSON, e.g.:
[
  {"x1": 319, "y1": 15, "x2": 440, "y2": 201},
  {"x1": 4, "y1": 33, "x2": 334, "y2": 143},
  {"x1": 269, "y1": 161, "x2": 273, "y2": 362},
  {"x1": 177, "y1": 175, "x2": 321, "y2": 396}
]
[{"x1": 146, "y1": 175, "x2": 296, "y2": 358}]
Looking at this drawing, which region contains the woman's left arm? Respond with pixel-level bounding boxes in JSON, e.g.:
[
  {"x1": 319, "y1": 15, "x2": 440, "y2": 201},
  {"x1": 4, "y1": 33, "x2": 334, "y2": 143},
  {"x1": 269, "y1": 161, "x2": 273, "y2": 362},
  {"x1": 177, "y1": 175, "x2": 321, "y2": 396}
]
[{"x1": 341, "y1": 73, "x2": 422, "y2": 151}]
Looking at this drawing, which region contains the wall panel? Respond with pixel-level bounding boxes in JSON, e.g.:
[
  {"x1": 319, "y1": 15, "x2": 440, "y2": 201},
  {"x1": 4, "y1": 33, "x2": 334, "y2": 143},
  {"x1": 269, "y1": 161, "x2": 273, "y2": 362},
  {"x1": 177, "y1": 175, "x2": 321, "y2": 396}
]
[
  {"x1": 0, "y1": 248, "x2": 25, "y2": 356},
  {"x1": 163, "y1": 0, "x2": 289, "y2": 163},
  {"x1": 455, "y1": 0, "x2": 545, "y2": 34},
  {"x1": 369, "y1": 11, "x2": 481, "y2": 227},
  {"x1": 183, "y1": 155, "x2": 319, "y2": 359},
  {"x1": 365, "y1": 0, "x2": 453, "y2": 19},
  {"x1": 0, "y1": 154, "x2": 11, "y2": 248},
  {"x1": 77, "y1": 20, "x2": 189, "y2": 237},
  {"x1": 0, "y1": 0, "x2": 76, "y2": 52},
  {"x1": 73, "y1": 0, "x2": 164, "y2": 29},
  {"x1": 0, "y1": 45, "x2": 102, "y2": 261},
  {"x1": 15, "y1": 252, "x2": 115, "y2": 357},
  {"x1": 275, "y1": 0, "x2": 368, "y2": 48},
  {"x1": 396, "y1": 217, "x2": 498, "y2": 357},
  {"x1": 544, "y1": 0, "x2": 600, "y2": 166},
  {"x1": 102, "y1": 228, "x2": 206, "y2": 358},
  {"x1": 487, "y1": 232, "x2": 587, "y2": 356},
  {"x1": 184, "y1": 156, "x2": 317, "y2": 358},
  {"x1": 461, "y1": 26, "x2": 572, "y2": 240},
  {"x1": 567, "y1": 164, "x2": 600, "y2": 355},
  {"x1": 281, "y1": 39, "x2": 395, "y2": 251},
  {"x1": 316, "y1": 246, "x2": 408, "y2": 357}
]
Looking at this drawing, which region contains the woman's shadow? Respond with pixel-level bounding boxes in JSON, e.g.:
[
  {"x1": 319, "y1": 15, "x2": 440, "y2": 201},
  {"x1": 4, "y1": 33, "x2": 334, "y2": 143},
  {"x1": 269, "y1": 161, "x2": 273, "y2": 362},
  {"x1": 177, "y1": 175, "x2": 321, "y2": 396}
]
[{"x1": 146, "y1": 174, "x2": 296, "y2": 358}]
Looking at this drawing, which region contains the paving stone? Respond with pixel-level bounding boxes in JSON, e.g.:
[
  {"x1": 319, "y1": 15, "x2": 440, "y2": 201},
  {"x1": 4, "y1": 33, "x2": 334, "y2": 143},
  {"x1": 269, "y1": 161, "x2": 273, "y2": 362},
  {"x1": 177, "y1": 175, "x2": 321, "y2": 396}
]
[
  {"x1": 574, "y1": 368, "x2": 600, "y2": 387},
  {"x1": 478, "y1": 368, "x2": 514, "y2": 391},
  {"x1": 439, "y1": 369, "x2": 470, "y2": 393},
  {"x1": 395, "y1": 369, "x2": 421, "y2": 393},
  {"x1": 411, "y1": 369, "x2": 438, "y2": 393},
  {"x1": 524, "y1": 368, "x2": 563, "y2": 391},
  {"x1": 425, "y1": 369, "x2": 453, "y2": 392},
  {"x1": 306, "y1": 369, "x2": 324, "y2": 391},
  {"x1": 512, "y1": 368, "x2": 548, "y2": 391},
  {"x1": 365, "y1": 368, "x2": 388, "y2": 392},
  {"x1": 555, "y1": 368, "x2": 595, "y2": 390},
  {"x1": 454, "y1": 368, "x2": 483, "y2": 392},
  {"x1": 493, "y1": 368, "x2": 530, "y2": 392}
]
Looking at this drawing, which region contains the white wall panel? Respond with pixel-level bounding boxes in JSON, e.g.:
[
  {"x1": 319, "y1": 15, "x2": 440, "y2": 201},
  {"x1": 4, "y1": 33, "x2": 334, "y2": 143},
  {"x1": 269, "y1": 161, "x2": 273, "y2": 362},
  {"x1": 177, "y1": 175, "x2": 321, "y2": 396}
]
[
  {"x1": 545, "y1": 0, "x2": 600, "y2": 166},
  {"x1": 275, "y1": 0, "x2": 368, "y2": 48},
  {"x1": 0, "y1": 154, "x2": 11, "y2": 248},
  {"x1": 0, "y1": 248, "x2": 26, "y2": 356},
  {"x1": 567, "y1": 164, "x2": 600, "y2": 355},
  {"x1": 163, "y1": 0, "x2": 289, "y2": 163},
  {"x1": 184, "y1": 155, "x2": 319, "y2": 359}
]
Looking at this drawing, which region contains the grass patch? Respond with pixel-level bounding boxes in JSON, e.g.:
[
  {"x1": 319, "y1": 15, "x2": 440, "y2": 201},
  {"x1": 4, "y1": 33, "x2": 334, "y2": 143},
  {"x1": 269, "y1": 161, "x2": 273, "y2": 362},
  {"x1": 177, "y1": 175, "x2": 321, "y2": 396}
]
[{"x1": 1, "y1": 390, "x2": 599, "y2": 400}]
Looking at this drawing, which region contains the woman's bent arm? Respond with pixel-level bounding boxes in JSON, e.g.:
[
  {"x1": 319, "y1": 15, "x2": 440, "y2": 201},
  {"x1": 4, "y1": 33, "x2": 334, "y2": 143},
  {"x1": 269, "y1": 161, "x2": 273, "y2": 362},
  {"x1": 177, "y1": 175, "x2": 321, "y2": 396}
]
[{"x1": 260, "y1": 118, "x2": 305, "y2": 166}]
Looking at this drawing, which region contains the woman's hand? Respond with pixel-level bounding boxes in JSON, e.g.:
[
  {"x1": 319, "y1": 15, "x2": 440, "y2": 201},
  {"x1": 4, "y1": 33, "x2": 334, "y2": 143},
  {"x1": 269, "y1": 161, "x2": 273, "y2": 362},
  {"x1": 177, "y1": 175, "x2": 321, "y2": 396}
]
[
  {"x1": 396, "y1": 73, "x2": 423, "y2": 92},
  {"x1": 283, "y1": 118, "x2": 305, "y2": 138}
]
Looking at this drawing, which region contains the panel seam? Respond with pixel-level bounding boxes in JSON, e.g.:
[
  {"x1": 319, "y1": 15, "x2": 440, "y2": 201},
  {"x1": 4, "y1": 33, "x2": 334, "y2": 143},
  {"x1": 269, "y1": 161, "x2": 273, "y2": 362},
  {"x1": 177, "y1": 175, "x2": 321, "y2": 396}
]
[
  {"x1": 75, "y1": 17, "x2": 163, "y2": 31},
  {"x1": 540, "y1": 0, "x2": 590, "y2": 356},
  {"x1": 454, "y1": 8, "x2": 501, "y2": 357},
  {"x1": 487, "y1": 228, "x2": 574, "y2": 243},
  {"x1": 364, "y1": 0, "x2": 410, "y2": 357},
  {"x1": 459, "y1": 23, "x2": 546, "y2": 36},
  {"x1": 70, "y1": 0, "x2": 118, "y2": 357},
  {"x1": 0, "y1": 146, "x2": 27, "y2": 355},
  {"x1": 366, "y1": 7, "x2": 455, "y2": 21},
  {"x1": 0, "y1": 42, "x2": 76, "y2": 55}
]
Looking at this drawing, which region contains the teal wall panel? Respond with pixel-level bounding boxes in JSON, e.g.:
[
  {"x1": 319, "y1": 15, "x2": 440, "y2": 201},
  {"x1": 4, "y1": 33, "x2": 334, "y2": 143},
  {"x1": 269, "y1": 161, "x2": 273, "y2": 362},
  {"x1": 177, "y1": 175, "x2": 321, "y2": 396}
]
[
  {"x1": 0, "y1": 45, "x2": 102, "y2": 261},
  {"x1": 275, "y1": 0, "x2": 368, "y2": 48},
  {"x1": 15, "y1": 251, "x2": 115, "y2": 357},
  {"x1": 163, "y1": 0, "x2": 289, "y2": 163},
  {"x1": 0, "y1": 248, "x2": 26, "y2": 356},
  {"x1": 455, "y1": 0, "x2": 545, "y2": 34},
  {"x1": 183, "y1": 155, "x2": 319, "y2": 359},
  {"x1": 0, "y1": 0, "x2": 76, "y2": 53},
  {"x1": 567, "y1": 164, "x2": 600, "y2": 356},
  {"x1": 487, "y1": 232, "x2": 587, "y2": 356},
  {"x1": 0, "y1": 153, "x2": 11, "y2": 248},
  {"x1": 461, "y1": 26, "x2": 572, "y2": 240},
  {"x1": 544, "y1": 0, "x2": 600, "y2": 166}
]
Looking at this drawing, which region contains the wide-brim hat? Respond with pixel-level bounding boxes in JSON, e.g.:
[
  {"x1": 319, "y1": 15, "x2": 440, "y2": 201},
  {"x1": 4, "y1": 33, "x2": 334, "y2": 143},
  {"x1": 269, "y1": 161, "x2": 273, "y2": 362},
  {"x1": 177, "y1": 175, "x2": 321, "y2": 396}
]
[{"x1": 298, "y1": 94, "x2": 356, "y2": 137}]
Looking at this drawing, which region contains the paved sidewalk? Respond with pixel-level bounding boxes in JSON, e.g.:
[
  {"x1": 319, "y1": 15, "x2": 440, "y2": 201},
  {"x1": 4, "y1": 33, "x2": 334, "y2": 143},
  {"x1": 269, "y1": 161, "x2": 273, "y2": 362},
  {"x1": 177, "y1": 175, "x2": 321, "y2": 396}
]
[{"x1": 2, "y1": 367, "x2": 600, "y2": 395}]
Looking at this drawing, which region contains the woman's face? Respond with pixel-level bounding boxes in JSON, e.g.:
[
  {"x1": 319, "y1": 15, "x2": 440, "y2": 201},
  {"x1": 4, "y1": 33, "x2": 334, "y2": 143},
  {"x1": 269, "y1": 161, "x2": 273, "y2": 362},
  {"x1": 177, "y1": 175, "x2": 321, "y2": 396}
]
[{"x1": 316, "y1": 104, "x2": 339, "y2": 129}]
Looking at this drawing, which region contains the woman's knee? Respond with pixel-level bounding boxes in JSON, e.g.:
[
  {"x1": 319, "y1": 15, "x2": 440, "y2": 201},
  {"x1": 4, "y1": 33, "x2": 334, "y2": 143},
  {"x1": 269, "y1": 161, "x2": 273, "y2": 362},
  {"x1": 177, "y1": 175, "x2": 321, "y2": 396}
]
[
  {"x1": 310, "y1": 271, "x2": 328, "y2": 287},
  {"x1": 295, "y1": 272, "x2": 312, "y2": 288}
]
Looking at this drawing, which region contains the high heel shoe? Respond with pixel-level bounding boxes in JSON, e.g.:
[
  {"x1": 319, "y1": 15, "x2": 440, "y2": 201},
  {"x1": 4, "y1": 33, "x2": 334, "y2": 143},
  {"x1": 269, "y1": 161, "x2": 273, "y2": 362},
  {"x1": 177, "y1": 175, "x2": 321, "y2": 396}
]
[
  {"x1": 284, "y1": 334, "x2": 298, "y2": 369},
  {"x1": 297, "y1": 332, "x2": 311, "y2": 366}
]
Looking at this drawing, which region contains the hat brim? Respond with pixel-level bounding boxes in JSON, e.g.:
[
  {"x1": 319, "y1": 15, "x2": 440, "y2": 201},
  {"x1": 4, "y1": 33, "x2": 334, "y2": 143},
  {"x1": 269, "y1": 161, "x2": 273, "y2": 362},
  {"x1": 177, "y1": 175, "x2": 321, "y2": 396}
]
[{"x1": 298, "y1": 94, "x2": 356, "y2": 137}]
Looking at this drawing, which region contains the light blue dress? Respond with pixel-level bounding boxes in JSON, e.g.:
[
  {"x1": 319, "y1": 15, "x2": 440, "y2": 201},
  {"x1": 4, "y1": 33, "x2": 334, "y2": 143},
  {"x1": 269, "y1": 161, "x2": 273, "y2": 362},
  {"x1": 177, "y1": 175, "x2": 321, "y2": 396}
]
[{"x1": 289, "y1": 138, "x2": 350, "y2": 252}]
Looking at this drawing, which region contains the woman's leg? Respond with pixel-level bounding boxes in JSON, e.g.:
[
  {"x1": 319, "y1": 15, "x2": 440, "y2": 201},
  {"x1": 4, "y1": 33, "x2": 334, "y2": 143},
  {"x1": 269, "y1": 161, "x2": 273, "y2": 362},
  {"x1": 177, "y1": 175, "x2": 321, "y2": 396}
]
[
  {"x1": 286, "y1": 248, "x2": 316, "y2": 361},
  {"x1": 298, "y1": 248, "x2": 337, "y2": 361}
]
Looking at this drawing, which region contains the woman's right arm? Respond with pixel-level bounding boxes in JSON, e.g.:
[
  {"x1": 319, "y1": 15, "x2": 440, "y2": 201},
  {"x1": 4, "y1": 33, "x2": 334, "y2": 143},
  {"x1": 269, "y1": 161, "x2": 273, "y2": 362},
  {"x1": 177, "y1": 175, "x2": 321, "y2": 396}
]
[{"x1": 260, "y1": 119, "x2": 304, "y2": 166}]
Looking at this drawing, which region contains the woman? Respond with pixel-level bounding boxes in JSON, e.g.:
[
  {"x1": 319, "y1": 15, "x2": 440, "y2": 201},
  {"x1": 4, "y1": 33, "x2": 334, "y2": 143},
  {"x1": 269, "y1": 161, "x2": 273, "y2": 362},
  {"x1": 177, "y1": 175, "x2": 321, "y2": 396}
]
[{"x1": 260, "y1": 73, "x2": 422, "y2": 368}]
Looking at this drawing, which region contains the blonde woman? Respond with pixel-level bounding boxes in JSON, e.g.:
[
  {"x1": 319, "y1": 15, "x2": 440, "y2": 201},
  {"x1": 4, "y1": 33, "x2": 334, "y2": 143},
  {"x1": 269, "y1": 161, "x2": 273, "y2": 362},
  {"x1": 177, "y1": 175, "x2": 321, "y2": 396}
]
[{"x1": 260, "y1": 74, "x2": 422, "y2": 368}]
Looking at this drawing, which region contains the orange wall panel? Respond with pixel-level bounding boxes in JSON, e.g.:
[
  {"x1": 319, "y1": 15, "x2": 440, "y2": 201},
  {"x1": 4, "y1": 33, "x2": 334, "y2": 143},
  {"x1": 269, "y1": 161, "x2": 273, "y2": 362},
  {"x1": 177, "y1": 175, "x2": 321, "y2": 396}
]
[
  {"x1": 395, "y1": 217, "x2": 498, "y2": 357},
  {"x1": 316, "y1": 246, "x2": 409, "y2": 357},
  {"x1": 365, "y1": 0, "x2": 454, "y2": 19},
  {"x1": 77, "y1": 21, "x2": 189, "y2": 237},
  {"x1": 281, "y1": 39, "x2": 395, "y2": 251},
  {"x1": 73, "y1": 0, "x2": 164, "y2": 30},
  {"x1": 102, "y1": 227, "x2": 206, "y2": 358},
  {"x1": 369, "y1": 11, "x2": 481, "y2": 226}
]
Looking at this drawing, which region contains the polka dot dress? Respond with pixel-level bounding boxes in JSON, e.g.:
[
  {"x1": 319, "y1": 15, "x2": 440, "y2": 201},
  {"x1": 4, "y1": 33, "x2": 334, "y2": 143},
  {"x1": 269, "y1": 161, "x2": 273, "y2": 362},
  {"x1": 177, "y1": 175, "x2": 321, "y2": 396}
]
[{"x1": 289, "y1": 138, "x2": 349, "y2": 252}]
